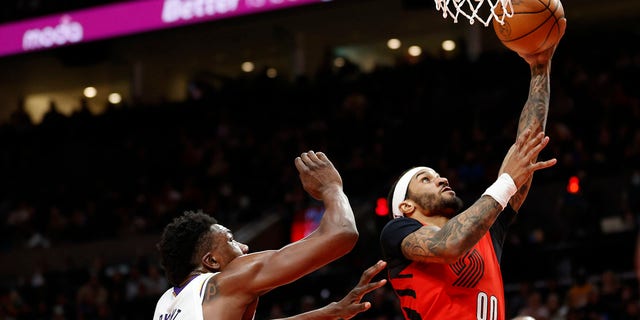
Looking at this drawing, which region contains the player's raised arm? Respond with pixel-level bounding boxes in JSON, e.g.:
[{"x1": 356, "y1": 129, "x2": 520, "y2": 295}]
[
  {"x1": 508, "y1": 17, "x2": 566, "y2": 211},
  {"x1": 400, "y1": 129, "x2": 555, "y2": 263},
  {"x1": 228, "y1": 151, "x2": 358, "y2": 295}
]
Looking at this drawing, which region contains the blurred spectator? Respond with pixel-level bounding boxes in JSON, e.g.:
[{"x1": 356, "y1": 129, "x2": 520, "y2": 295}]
[
  {"x1": 546, "y1": 292, "x2": 568, "y2": 320},
  {"x1": 517, "y1": 291, "x2": 550, "y2": 320},
  {"x1": 565, "y1": 269, "x2": 596, "y2": 314},
  {"x1": 599, "y1": 270, "x2": 624, "y2": 318},
  {"x1": 76, "y1": 274, "x2": 108, "y2": 319}
]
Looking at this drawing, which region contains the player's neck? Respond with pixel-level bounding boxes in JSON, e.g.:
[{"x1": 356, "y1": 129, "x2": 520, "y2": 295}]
[
  {"x1": 415, "y1": 214, "x2": 448, "y2": 228},
  {"x1": 174, "y1": 273, "x2": 201, "y2": 296}
]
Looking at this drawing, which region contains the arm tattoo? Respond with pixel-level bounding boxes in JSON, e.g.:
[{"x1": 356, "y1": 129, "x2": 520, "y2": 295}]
[
  {"x1": 203, "y1": 280, "x2": 219, "y2": 302},
  {"x1": 402, "y1": 198, "x2": 502, "y2": 260},
  {"x1": 512, "y1": 61, "x2": 550, "y2": 210},
  {"x1": 511, "y1": 182, "x2": 531, "y2": 210},
  {"x1": 517, "y1": 63, "x2": 550, "y2": 136}
]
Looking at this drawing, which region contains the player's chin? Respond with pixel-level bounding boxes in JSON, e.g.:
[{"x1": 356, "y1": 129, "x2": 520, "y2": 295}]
[{"x1": 444, "y1": 196, "x2": 464, "y2": 213}]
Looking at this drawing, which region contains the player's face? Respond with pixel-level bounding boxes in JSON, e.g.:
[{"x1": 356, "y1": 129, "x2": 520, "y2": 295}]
[
  {"x1": 211, "y1": 224, "x2": 249, "y2": 269},
  {"x1": 407, "y1": 168, "x2": 463, "y2": 217}
]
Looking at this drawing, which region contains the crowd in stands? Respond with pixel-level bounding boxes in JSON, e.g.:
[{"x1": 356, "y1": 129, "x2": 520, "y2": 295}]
[{"x1": 1, "y1": 28, "x2": 639, "y2": 319}]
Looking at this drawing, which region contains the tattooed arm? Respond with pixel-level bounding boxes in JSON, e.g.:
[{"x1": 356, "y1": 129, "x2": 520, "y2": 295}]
[
  {"x1": 402, "y1": 197, "x2": 504, "y2": 264},
  {"x1": 402, "y1": 130, "x2": 556, "y2": 264},
  {"x1": 508, "y1": 52, "x2": 553, "y2": 211},
  {"x1": 508, "y1": 18, "x2": 566, "y2": 211}
]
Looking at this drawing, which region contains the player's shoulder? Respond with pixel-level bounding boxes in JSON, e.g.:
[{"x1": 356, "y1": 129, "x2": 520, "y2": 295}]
[
  {"x1": 379, "y1": 217, "x2": 424, "y2": 260},
  {"x1": 382, "y1": 217, "x2": 422, "y2": 230},
  {"x1": 380, "y1": 217, "x2": 423, "y2": 240}
]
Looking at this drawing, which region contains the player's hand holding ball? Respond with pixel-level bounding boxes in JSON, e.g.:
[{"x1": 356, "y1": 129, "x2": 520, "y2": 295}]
[{"x1": 493, "y1": 0, "x2": 567, "y2": 62}]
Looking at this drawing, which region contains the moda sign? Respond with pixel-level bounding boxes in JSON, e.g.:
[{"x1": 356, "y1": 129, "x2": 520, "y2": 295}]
[{"x1": 0, "y1": 0, "x2": 323, "y2": 58}]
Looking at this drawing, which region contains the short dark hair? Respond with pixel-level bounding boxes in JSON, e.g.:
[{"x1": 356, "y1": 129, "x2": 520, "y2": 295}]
[{"x1": 157, "y1": 210, "x2": 218, "y2": 286}]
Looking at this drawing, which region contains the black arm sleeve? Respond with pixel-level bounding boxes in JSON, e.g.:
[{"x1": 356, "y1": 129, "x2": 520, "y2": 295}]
[{"x1": 490, "y1": 204, "x2": 518, "y2": 263}]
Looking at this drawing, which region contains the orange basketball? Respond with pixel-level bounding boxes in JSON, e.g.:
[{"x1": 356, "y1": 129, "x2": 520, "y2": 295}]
[{"x1": 493, "y1": 0, "x2": 565, "y2": 55}]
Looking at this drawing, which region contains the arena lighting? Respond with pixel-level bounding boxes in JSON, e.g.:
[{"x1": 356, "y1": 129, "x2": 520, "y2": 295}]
[
  {"x1": 108, "y1": 93, "x2": 122, "y2": 104},
  {"x1": 83, "y1": 86, "x2": 97, "y2": 98},
  {"x1": 0, "y1": 0, "x2": 325, "y2": 58},
  {"x1": 266, "y1": 67, "x2": 278, "y2": 78},
  {"x1": 567, "y1": 175, "x2": 580, "y2": 194},
  {"x1": 441, "y1": 39, "x2": 456, "y2": 51},
  {"x1": 375, "y1": 197, "x2": 389, "y2": 217},
  {"x1": 241, "y1": 61, "x2": 255, "y2": 72},
  {"x1": 408, "y1": 45, "x2": 422, "y2": 57},
  {"x1": 387, "y1": 38, "x2": 402, "y2": 50}
]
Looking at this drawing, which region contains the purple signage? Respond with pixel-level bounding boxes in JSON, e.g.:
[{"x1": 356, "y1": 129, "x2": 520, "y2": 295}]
[{"x1": 0, "y1": 0, "x2": 325, "y2": 58}]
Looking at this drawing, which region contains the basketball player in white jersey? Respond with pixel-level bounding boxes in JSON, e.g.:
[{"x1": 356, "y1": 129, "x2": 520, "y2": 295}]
[{"x1": 154, "y1": 151, "x2": 387, "y2": 320}]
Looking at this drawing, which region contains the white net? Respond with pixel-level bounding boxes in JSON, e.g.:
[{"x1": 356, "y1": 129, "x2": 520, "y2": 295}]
[{"x1": 434, "y1": 0, "x2": 514, "y2": 26}]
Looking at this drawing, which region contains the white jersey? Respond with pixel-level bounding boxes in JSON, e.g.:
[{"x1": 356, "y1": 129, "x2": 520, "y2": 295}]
[{"x1": 153, "y1": 273, "x2": 217, "y2": 320}]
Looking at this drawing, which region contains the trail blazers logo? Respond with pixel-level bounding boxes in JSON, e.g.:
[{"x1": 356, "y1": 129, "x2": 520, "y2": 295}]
[{"x1": 450, "y1": 249, "x2": 484, "y2": 288}]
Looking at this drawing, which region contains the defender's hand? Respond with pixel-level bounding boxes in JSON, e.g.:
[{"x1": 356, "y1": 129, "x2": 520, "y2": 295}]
[
  {"x1": 294, "y1": 151, "x2": 343, "y2": 201},
  {"x1": 325, "y1": 260, "x2": 388, "y2": 319}
]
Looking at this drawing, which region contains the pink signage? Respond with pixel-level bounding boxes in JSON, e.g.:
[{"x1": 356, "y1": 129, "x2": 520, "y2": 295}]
[{"x1": 0, "y1": 0, "x2": 324, "y2": 58}]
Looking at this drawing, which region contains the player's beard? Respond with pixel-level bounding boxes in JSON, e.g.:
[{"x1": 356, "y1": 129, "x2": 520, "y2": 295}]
[{"x1": 412, "y1": 192, "x2": 464, "y2": 218}]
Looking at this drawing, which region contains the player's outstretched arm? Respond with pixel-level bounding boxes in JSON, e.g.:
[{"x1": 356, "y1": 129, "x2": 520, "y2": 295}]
[
  {"x1": 275, "y1": 261, "x2": 388, "y2": 320},
  {"x1": 509, "y1": 17, "x2": 566, "y2": 211},
  {"x1": 227, "y1": 151, "x2": 358, "y2": 296},
  {"x1": 402, "y1": 130, "x2": 556, "y2": 263}
]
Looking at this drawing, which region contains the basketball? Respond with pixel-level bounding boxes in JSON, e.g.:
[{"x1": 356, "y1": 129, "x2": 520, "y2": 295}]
[{"x1": 493, "y1": 0, "x2": 565, "y2": 55}]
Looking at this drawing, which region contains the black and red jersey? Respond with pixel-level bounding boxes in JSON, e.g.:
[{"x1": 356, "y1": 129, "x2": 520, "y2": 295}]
[{"x1": 380, "y1": 206, "x2": 516, "y2": 320}]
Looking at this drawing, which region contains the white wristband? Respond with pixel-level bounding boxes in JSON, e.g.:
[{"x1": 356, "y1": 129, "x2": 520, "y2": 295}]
[{"x1": 482, "y1": 173, "x2": 517, "y2": 209}]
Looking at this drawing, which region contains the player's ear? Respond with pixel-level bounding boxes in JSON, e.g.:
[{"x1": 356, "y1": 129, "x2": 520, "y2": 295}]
[
  {"x1": 400, "y1": 200, "x2": 416, "y2": 216},
  {"x1": 202, "y1": 252, "x2": 220, "y2": 270}
]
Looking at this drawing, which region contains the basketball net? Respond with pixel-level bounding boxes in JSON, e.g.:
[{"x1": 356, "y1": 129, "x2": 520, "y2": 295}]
[{"x1": 434, "y1": 0, "x2": 514, "y2": 26}]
